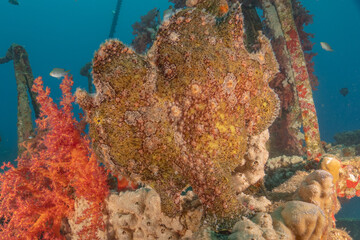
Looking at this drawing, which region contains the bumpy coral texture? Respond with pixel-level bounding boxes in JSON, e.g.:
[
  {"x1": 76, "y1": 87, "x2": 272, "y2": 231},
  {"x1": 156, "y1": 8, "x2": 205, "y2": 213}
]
[
  {"x1": 269, "y1": 170, "x2": 336, "y2": 240},
  {"x1": 228, "y1": 213, "x2": 278, "y2": 240},
  {"x1": 232, "y1": 129, "x2": 270, "y2": 193},
  {"x1": 0, "y1": 76, "x2": 109, "y2": 240},
  {"x1": 76, "y1": 2, "x2": 279, "y2": 226},
  {"x1": 105, "y1": 188, "x2": 185, "y2": 240},
  {"x1": 272, "y1": 201, "x2": 327, "y2": 240},
  {"x1": 294, "y1": 169, "x2": 336, "y2": 227}
]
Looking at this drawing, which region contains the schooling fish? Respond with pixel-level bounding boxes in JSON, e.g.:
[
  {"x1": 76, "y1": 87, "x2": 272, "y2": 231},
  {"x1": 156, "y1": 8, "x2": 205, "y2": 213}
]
[
  {"x1": 8, "y1": 0, "x2": 19, "y2": 5},
  {"x1": 320, "y1": 42, "x2": 333, "y2": 52},
  {"x1": 50, "y1": 68, "x2": 70, "y2": 79},
  {"x1": 339, "y1": 87, "x2": 349, "y2": 97}
]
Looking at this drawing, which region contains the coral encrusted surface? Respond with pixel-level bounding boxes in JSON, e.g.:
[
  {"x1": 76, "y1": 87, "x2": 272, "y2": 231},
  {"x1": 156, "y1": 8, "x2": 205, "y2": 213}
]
[{"x1": 76, "y1": 1, "x2": 279, "y2": 227}]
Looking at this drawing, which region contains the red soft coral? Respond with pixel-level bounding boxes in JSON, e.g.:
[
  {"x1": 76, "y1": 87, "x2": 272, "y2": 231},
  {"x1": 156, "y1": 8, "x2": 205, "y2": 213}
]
[
  {"x1": 0, "y1": 75, "x2": 109, "y2": 240},
  {"x1": 291, "y1": 0, "x2": 319, "y2": 89}
]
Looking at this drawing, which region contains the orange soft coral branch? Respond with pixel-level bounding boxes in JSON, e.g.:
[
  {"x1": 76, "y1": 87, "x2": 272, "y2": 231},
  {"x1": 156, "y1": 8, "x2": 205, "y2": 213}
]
[{"x1": 0, "y1": 75, "x2": 109, "y2": 240}]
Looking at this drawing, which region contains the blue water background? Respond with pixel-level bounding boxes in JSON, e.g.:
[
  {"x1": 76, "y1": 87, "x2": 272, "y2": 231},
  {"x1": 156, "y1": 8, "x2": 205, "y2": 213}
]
[
  {"x1": 302, "y1": 0, "x2": 360, "y2": 144},
  {"x1": 0, "y1": 0, "x2": 359, "y2": 219},
  {"x1": 301, "y1": 0, "x2": 360, "y2": 220}
]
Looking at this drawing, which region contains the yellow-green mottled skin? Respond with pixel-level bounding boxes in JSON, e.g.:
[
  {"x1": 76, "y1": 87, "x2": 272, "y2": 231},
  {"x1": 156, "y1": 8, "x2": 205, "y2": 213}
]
[{"x1": 76, "y1": 2, "x2": 279, "y2": 228}]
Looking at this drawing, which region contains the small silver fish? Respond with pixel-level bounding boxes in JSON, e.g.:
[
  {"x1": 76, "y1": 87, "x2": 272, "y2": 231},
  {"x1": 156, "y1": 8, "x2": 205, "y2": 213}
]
[
  {"x1": 50, "y1": 68, "x2": 70, "y2": 78},
  {"x1": 320, "y1": 42, "x2": 333, "y2": 52}
]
